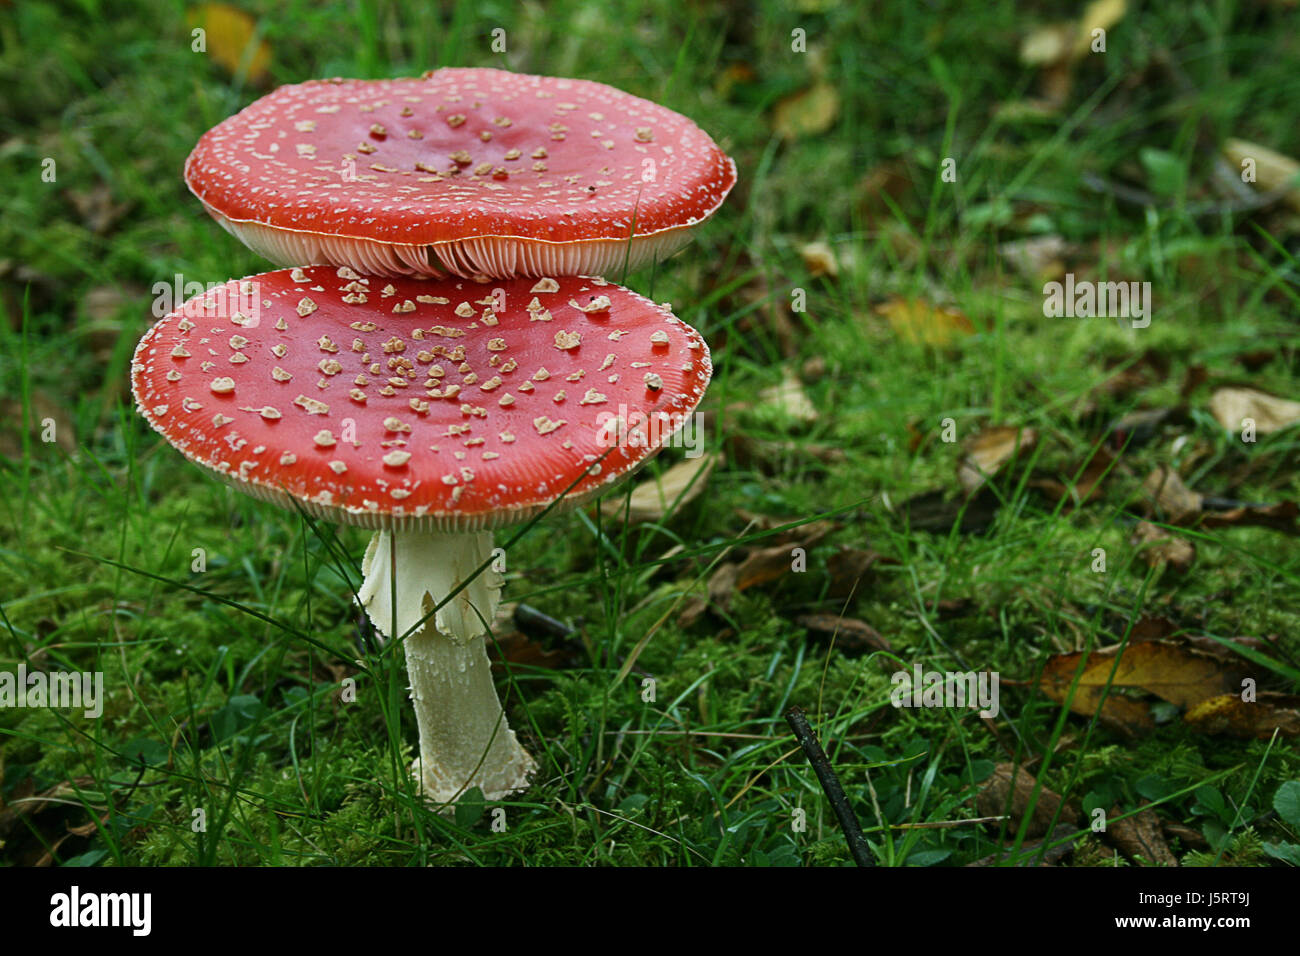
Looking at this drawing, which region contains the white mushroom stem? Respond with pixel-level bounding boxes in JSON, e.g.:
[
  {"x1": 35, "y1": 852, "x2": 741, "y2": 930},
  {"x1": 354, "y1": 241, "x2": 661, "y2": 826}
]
[{"x1": 357, "y1": 529, "x2": 535, "y2": 804}]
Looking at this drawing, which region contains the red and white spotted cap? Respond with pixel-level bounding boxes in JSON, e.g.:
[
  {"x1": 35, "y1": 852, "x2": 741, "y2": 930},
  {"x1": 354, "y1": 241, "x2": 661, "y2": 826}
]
[
  {"x1": 184, "y1": 68, "x2": 737, "y2": 279},
  {"x1": 131, "y1": 266, "x2": 711, "y2": 530}
]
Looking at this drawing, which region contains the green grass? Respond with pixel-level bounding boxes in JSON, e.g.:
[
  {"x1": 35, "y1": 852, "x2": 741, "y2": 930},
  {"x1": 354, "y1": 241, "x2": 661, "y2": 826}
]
[{"x1": 2, "y1": 0, "x2": 1299, "y2": 866}]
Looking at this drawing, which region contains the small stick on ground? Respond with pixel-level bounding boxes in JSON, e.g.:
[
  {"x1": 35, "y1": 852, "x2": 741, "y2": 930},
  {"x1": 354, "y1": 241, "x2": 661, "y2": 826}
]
[{"x1": 785, "y1": 706, "x2": 874, "y2": 867}]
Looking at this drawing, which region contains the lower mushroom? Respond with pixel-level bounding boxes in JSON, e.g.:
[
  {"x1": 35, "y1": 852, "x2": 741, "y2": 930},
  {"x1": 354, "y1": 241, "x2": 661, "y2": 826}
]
[{"x1": 130, "y1": 267, "x2": 711, "y2": 806}]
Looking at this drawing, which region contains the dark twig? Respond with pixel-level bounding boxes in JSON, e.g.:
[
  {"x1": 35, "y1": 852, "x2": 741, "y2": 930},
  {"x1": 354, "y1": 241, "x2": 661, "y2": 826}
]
[{"x1": 785, "y1": 706, "x2": 874, "y2": 867}]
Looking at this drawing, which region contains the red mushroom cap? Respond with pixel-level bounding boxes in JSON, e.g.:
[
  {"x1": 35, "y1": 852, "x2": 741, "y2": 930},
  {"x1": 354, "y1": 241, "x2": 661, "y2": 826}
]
[
  {"x1": 131, "y1": 266, "x2": 711, "y2": 530},
  {"x1": 185, "y1": 68, "x2": 737, "y2": 278}
]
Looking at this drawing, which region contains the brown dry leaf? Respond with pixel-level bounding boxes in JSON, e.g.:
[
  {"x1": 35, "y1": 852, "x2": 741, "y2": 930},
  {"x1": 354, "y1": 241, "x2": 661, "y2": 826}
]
[
  {"x1": 976, "y1": 763, "x2": 1079, "y2": 839},
  {"x1": 1104, "y1": 804, "x2": 1177, "y2": 867},
  {"x1": 799, "y1": 240, "x2": 839, "y2": 279},
  {"x1": 0, "y1": 389, "x2": 77, "y2": 455},
  {"x1": 1184, "y1": 692, "x2": 1300, "y2": 738},
  {"x1": 721, "y1": 273, "x2": 797, "y2": 357},
  {"x1": 1132, "y1": 520, "x2": 1195, "y2": 574},
  {"x1": 66, "y1": 185, "x2": 131, "y2": 235},
  {"x1": 772, "y1": 81, "x2": 839, "y2": 140},
  {"x1": 968, "y1": 824, "x2": 1079, "y2": 866},
  {"x1": 732, "y1": 510, "x2": 838, "y2": 544},
  {"x1": 187, "y1": 3, "x2": 272, "y2": 83},
  {"x1": 757, "y1": 369, "x2": 818, "y2": 426},
  {"x1": 854, "y1": 160, "x2": 913, "y2": 228},
  {"x1": 0, "y1": 776, "x2": 96, "y2": 840},
  {"x1": 687, "y1": 521, "x2": 831, "y2": 621},
  {"x1": 1208, "y1": 386, "x2": 1300, "y2": 435},
  {"x1": 898, "y1": 486, "x2": 1002, "y2": 534},
  {"x1": 1142, "y1": 466, "x2": 1203, "y2": 521},
  {"x1": 1163, "y1": 820, "x2": 1209, "y2": 851},
  {"x1": 1031, "y1": 447, "x2": 1116, "y2": 509},
  {"x1": 1222, "y1": 139, "x2": 1300, "y2": 213},
  {"x1": 827, "y1": 547, "x2": 881, "y2": 601},
  {"x1": 488, "y1": 631, "x2": 566, "y2": 671},
  {"x1": 724, "y1": 433, "x2": 845, "y2": 471},
  {"x1": 1037, "y1": 642, "x2": 1246, "y2": 734},
  {"x1": 622, "y1": 452, "x2": 719, "y2": 523},
  {"x1": 1199, "y1": 501, "x2": 1300, "y2": 535},
  {"x1": 875, "y1": 297, "x2": 976, "y2": 347},
  {"x1": 796, "y1": 614, "x2": 892, "y2": 654},
  {"x1": 732, "y1": 542, "x2": 803, "y2": 593},
  {"x1": 998, "y1": 235, "x2": 1069, "y2": 282},
  {"x1": 714, "y1": 62, "x2": 757, "y2": 99},
  {"x1": 958, "y1": 426, "x2": 1037, "y2": 494}
]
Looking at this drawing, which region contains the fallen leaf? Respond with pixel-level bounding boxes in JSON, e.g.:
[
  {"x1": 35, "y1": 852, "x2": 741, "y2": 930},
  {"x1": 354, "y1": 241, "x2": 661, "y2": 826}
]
[
  {"x1": 998, "y1": 235, "x2": 1069, "y2": 281},
  {"x1": 1142, "y1": 466, "x2": 1203, "y2": 521},
  {"x1": 874, "y1": 297, "x2": 975, "y2": 346},
  {"x1": 1073, "y1": 0, "x2": 1127, "y2": 58},
  {"x1": 757, "y1": 369, "x2": 818, "y2": 426},
  {"x1": 958, "y1": 426, "x2": 1037, "y2": 494},
  {"x1": 1222, "y1": 139, "x2": 1300, "y2": 212},
  {"x1": 898, "y1": 486, "x2": 1002, "y2": 534},
  {"x1": 66, "y1": 185, "x2": 131, "y2": 235},
  {"x1": 976, "y1": 763, "x2": 1079, "y2": 839},
  {"x1": 488, "y1": 631, "x2": 567, "y2": 670},
  {"x1": 967, "y1": 824, "x2": 1079, "y2": 866},
  {"x1": 724, "y1": 433, "x2": 844, "y2": 470},
  {"x1": 1132, "y1": 520, "x2": 1195, "y2": 573},
  {"x1": 732, "y1": 510, "x2": 838, "y2": 544},
  {"x1": 1019, "y1": 23, "x2": 1074, "y2": 66},
  {"x1": 732, "y1": 542, "x2": 804, "y2": 592},
  {"x1": 1208, "y1": 386, "x2": 1300, "y2": 435},
  {"x1": 826, "y1": 547, "x2": 881, "y2": 601},
  {"x1": 1104, "y1": 803, "x2": 1177, "y2": 866},
  {"x1": 1199, "y1": 500, "x2": 1300, "y2": 535},
  {"x1": 772, "y1": 81, "x2": 839, "y2": 140},
  {"x1": 799, "y1": 240, "x2": 839, "y2": 279},
  {"x1": 796, "y1": 614, "x2": 892, "y2": 653},
  {"x1": 0, "y1": 389, "x2": 77, "y2": 455},
  {"x1": 188, "y1": 3, "x2": 272, "y2": 83},
  {"x1": 1184, "y1": 692, "x2": 1300, "y2": 738},
  {"x1": 621, "y1": 452, "x2": 719, "y2": 523},
  {"x1": 1107, "y1": 407, "x2": 1182, "y2": 451},
  {"x1": 1031, "y1": 447, "x2": 1116, "y2": 509},
  {"x1": 1037, "y1": 642, "x2": 1247, "y2": 734},
  {"x1": 1163, "y1": 820, "x2": 1209, "y2": 851}
]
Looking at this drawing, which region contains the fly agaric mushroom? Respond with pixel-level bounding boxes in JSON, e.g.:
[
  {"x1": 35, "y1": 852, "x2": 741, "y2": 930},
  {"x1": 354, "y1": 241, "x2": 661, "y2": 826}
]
[
  {"x1": 130, "y1": 265, "x2": 711, "y2": 803},
  {"x1": 184, "y1": 68, "x2": 736, "y2": 279}
]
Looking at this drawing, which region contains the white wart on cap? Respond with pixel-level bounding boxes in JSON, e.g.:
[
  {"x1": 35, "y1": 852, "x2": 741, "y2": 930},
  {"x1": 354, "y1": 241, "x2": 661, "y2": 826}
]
[
  {"x1": 130, "y1": 266, "x2": 711, "y2": 529},
  {"x1": 185, "y1": 68, "x2": 737, "y2": 278}
]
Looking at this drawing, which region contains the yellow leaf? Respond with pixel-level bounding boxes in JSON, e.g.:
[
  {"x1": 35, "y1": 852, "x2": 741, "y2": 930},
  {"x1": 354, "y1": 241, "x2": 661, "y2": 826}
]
[
  {"x1": 1037, "y1": 642, "x2": 1244, "y2": 735},
  {"x1": 1185, "y1": 692, "x2": 1300, "y2": 739},
  {"x1": 772, "y1": 82, "x2": 839, "y2": 140},
  {"x1": 188, "y1": 4, "x2": 271, "y2": 83},
  {"x1": 874, "y1": 297, "x2": 975, "y2": 346},
  {"x1": 799, "y1": 240, "x2": 839, "y2": 279},
  {"x1": 1073, "y1": 0, "x2": 1126, "y2": 57}
]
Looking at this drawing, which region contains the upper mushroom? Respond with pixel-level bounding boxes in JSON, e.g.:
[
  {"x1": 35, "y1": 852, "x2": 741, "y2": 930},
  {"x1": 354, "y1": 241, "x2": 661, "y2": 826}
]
[{"x1": 185, "y1": 67, "x2": 737, "y2": 279}]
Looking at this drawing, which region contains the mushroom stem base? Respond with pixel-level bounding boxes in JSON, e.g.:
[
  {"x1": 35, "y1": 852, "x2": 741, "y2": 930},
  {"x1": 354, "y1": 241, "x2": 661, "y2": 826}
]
[
  {"x1": 406, "y1": 629, "x2": 536, "y2": 805},
  {"x1": 357, "y1": 529, "x2": 534, "y2": 806}
]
